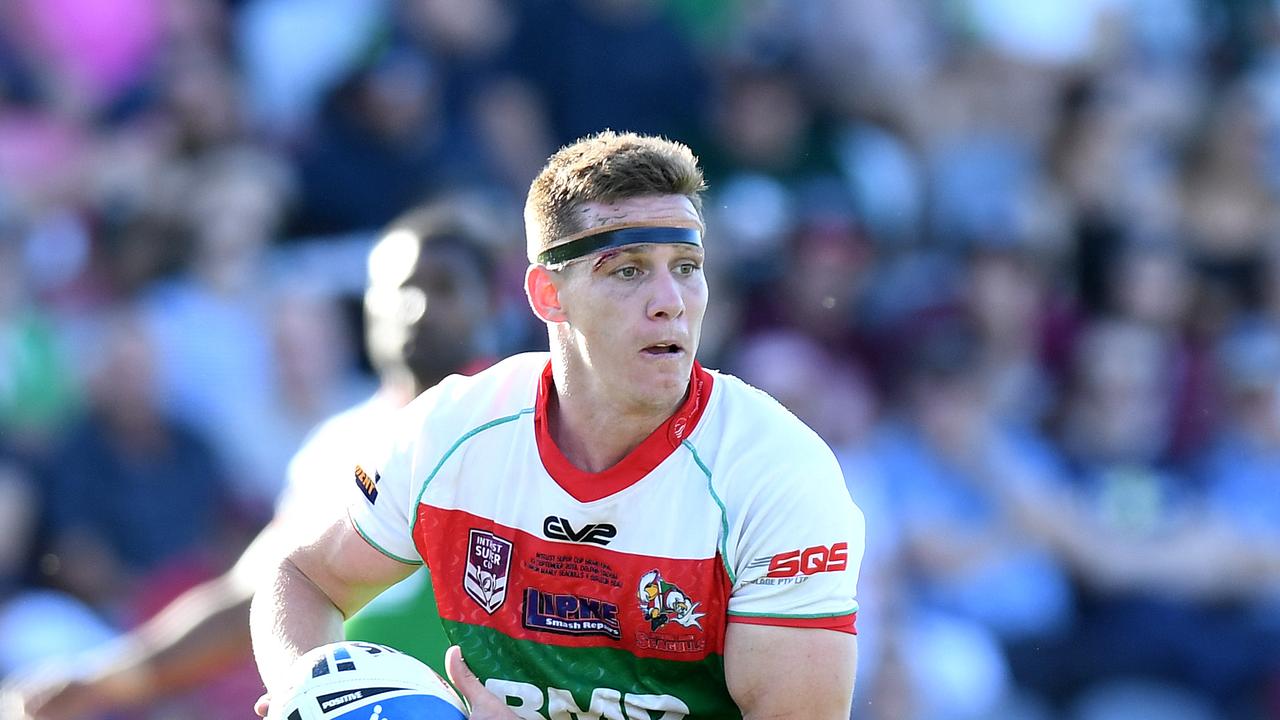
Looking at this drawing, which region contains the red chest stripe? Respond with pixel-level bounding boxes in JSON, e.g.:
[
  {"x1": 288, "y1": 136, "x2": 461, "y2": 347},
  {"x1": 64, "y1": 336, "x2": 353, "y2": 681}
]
[{"x1": 416, "y1": 506, "x2": 731, "y2": 661}]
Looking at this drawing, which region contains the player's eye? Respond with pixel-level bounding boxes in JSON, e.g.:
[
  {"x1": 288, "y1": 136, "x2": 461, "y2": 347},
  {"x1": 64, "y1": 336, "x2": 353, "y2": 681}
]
[
  {"x1": 614, "y1": 266, "x2": 641, "y2": 279},
  {"x1": 674, "y1": 261, "x2": 701, "y2": 276}
]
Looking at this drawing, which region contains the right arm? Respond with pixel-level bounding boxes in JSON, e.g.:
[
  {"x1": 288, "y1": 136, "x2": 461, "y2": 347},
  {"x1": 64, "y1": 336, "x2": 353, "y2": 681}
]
[
  {"x1": 253, "y1": 392, "x2": 440, "y2": 706},
  {"x1": 249, "y1": 513, "x2": 416, "y2": 709}
]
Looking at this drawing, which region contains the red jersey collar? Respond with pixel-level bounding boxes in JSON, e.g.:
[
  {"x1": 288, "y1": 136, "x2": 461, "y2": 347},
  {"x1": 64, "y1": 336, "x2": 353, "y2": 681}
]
[{"x1": 534, "y1": 360, "x2": 714, "y2": 503}]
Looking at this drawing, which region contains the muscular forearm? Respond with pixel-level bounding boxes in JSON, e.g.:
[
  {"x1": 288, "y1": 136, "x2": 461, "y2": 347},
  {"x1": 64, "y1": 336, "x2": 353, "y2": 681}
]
[{"x1": 249, "y1": 558, "x2": 346, "y2": 695}]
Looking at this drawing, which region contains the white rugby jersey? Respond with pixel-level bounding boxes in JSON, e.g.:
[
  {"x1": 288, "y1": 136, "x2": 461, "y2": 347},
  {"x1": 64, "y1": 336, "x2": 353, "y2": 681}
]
[{"x1": 350, "y1": 352, "x2": 864, "y2": 719}]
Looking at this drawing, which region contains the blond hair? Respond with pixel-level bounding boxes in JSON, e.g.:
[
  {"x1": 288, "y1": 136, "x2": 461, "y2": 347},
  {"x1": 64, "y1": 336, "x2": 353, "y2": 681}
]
[{"x1": 524, "y1": 131, "x2": 706, "y2": 262}]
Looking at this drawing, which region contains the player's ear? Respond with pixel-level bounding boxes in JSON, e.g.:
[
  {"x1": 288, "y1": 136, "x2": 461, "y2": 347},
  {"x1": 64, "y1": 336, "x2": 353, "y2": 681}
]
[{"x1": 525, "y1": 264, "x2": 568, "y2": 323}]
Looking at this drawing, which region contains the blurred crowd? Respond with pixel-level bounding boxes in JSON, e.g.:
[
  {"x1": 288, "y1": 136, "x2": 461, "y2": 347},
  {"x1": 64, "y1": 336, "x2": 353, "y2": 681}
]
[{"x1": 2, "y1": 0, "x2": 1280, "y2": 718}]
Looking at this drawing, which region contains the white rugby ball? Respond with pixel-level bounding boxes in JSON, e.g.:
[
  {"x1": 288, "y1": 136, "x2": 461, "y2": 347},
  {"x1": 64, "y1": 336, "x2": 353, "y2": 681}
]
[{"x1": 268, "y1": 641, "x2": 467, "y2": 720}]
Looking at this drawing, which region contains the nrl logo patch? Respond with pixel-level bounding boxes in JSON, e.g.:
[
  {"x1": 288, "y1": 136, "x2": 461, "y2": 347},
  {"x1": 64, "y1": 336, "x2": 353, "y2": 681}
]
[
  {"x1": 464, "y1": 529, "x2": 513, "y2": 613},
  {"x1": 353, "y1": 465, "x2": 380, "y2": 504}
]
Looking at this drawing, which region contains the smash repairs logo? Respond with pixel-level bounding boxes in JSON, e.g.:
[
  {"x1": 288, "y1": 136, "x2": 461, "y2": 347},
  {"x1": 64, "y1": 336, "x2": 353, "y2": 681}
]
[
  {"x1": 522, "y1": 588, "x2": 621, "y2": 639},
  {"x1": 745, "y1": 542, "x2": 849, "y2": 585},
  {"x1": 464, "y1": 529, "x2": 513, "y2": 613},
  {"x1": 637, "y1": 570, "x2": 704, "y2": 632},
  {"x1": 353, "y1": 465, "x2": 380, "y2": 504}
]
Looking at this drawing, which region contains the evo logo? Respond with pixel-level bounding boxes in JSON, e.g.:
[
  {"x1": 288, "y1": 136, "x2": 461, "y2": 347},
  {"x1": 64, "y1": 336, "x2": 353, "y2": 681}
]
[{"x1": 543, "y1": 516, "x2": 617, "y2": 546}]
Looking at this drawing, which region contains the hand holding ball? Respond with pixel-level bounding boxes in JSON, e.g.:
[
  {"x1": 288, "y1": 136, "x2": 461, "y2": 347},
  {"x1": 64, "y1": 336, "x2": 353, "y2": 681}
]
[{"x1": 266, "y1": 642, "x2": 467, "y2": 719}]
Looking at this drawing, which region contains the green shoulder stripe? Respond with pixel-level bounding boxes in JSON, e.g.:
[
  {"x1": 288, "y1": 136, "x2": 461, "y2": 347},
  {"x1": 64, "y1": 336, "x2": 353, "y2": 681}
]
[
  {"x1": 352, "y1": 517, "x2": 423, "y2": 566},
  {"x1": 681, "y1": 439, "x2": 735, "y2": 585},
  {"x1": 727, "y1": 604, "x2": 860, "y2": 619}
]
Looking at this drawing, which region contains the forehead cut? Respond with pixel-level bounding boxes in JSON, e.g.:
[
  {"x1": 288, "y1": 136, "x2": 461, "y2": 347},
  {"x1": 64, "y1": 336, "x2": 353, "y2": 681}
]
[{"x1": 585, "y1": 242, "x2": 705, "y2": 271}]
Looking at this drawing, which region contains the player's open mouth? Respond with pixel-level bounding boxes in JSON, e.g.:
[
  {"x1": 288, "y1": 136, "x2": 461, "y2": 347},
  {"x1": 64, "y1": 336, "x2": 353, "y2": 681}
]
[{"x1": 642, "y1": 343, "x2": 684, "y2": 356}]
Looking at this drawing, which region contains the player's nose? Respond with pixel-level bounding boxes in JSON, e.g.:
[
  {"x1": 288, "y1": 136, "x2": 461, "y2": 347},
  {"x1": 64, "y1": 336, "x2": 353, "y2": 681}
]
[{"x1": 646, "y1": 269, "x2": 685, "y2": 320}]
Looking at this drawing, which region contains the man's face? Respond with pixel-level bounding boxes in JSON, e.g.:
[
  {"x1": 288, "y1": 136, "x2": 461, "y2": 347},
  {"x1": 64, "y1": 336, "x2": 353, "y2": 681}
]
[
  {"x1": 550, "y1": 195, "x2": 708, "y2": 412},
  {"x1": 366, "y1": 239, "x2": 491, "y2": 386}
]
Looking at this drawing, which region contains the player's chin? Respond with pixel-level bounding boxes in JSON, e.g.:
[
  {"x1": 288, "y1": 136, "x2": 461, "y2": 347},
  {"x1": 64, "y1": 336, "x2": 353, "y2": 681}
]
[{"x1": 634, "y1": 364, "x2": 691, "y2": 405}]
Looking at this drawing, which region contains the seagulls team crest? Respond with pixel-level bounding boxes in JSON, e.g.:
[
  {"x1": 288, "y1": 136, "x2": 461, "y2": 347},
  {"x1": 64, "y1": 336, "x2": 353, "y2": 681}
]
[{"x1": 637, "y1": 569, "x2": 705, "y2": 631}]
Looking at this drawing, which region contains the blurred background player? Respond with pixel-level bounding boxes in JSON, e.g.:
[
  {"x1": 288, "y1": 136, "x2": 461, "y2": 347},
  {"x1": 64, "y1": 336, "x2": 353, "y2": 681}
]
[{"x1": 2, "y1": 198, "x2": 500, "y2": 720}]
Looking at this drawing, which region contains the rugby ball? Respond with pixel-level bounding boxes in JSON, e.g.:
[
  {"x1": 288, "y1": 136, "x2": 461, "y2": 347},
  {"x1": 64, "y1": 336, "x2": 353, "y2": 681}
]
[{"x1": 267, "y1": 641, "x2": 467, "y2": 720}]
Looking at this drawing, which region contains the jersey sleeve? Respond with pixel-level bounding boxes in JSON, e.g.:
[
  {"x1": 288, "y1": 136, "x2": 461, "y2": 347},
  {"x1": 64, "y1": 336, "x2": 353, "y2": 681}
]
[
  {"x1": 347, "y1": 392, "x2": 442, "y2": 566},
  {"x1": 276, "y1": 413, "x2": 348, "y2": 522},
  {"x1": 722, "y1": 438, "x2": 865, "y2": 633}
]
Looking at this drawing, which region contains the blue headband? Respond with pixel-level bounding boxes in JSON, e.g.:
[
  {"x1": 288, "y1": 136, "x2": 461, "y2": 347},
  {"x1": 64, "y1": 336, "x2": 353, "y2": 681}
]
[{"x1": 537, "y1": 226, "x2": 702, "y2": 265}]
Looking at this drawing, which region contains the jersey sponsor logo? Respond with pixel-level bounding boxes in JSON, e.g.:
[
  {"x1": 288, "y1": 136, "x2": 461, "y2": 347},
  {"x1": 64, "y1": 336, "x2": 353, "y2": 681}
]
[
  {"x1": 465, "y1": 529, "x2": 514, "y2": 613},
  {"x1": 354, "y1": 465, "x2": 380, "y2": 504},
  {"x1": 521, "y1": 588, "x2": 621, "y2": 639},
  {"x1": 542, "y1": 516, "x2": 617, "y2": 546},
  {"x1": 747, "y1": 542, "x2": 849, "y2": 579},
  {"x1": 634, "y1": 630, "x2": 706, "y2": 654},
  {"x1": 484, "y1": 680, "x2": 690, "y2": 720},
  {"x1": 637, "y1": 570, "x2": 704, "y2": 632}
]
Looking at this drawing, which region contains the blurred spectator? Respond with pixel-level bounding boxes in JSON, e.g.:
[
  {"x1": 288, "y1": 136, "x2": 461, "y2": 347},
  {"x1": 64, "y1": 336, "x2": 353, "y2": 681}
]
[
  {"x1": 735, "y1": 178, "x2": 879, "y2": 373},
  {"x1": 398, "y1": 0, "x2": 517, "y2": 108},
  {"x1": 704, "y1": 65, "x2": 831, "y2": 182},
  {"x1": 0, "y1": 235, "x2": 80, "y2": 449},
  {"x1": 1196, "y1": 320, "x2": 1280, "y2": 593},
  {"x1": 1104, "y1": 239, "x2": 1222, "y2": 459},
  {"x1": 38, "y1": 307, "x2": 237, "y2": 613},
  {"x1": 1180, "y1": 84, "x2": 1277, "y2": 263},
  {"x1": 235, "y1": 0, "x2": 388, "y2": 139},
  {"x1": 464, "y1": 76, "x2": 557, "y2": 199},
  {"x1": 0, "y1": 452, "x2": 37, "y2": 598},
  {"x1": 512, "y1": 0, "x2": 707, "y2": 143},
  {"x1": 1057, "y1": 319, "x2": 1181, "y2": 504},
  {"x1": 798, "y1": 0, "x2": 940, "y2": 119},
  {"x1": 159, "y1": 43, "x2": 248, "y2": 155},
  {"x1": 290, "y1": 48, "x2": 466, "y2": 234},
  {"x1": 398, "y1": 0, "x2": 556, "y2": 199},
  {"x1": 0, "y1": 0, "x2": 165, "y2": 115},
  {"x1": 978, "y1": 318, "x2": 1280, "y2": 718},
  {"x1": 139, "y1": 146, "x2": 306, "y2": 512},
  {"x1": 834, "y1": 120, "x2": 925, "y2": 249},
  {"x1": 963, "y1": 245, "x2": 1059, "y2": 427},
  {"x1": 873, "y1": 321, "x2": 1075, "y2": 716},
  {"x1": 0, "y1": 197, "x2": 506, "y2": 720}
]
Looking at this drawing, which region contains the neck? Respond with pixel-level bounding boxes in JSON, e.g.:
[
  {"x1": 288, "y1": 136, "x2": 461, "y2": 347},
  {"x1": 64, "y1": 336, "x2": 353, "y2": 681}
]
[{"x1": 548, "y1": 361, "x2": 686, "y2": 473}]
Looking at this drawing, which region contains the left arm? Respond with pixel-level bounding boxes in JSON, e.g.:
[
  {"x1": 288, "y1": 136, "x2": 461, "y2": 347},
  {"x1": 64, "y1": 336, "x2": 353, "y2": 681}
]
[
  {"x1": 725, "y1": 624, "x2": 857, "y2": 720},
  {"x1": 716, "y1": 420, "x2": 864, "y2": 719}
]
